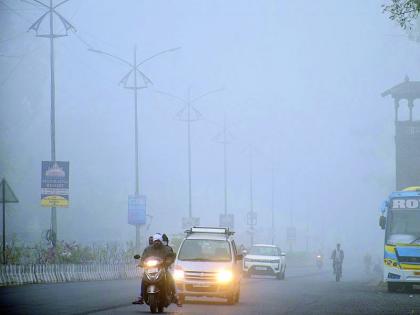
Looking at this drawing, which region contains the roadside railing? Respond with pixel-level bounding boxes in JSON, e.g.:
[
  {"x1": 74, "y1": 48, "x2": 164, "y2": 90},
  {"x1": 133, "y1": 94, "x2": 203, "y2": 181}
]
[{"x1": 0, "y1": 263, "x2": 142, "y2": 286}]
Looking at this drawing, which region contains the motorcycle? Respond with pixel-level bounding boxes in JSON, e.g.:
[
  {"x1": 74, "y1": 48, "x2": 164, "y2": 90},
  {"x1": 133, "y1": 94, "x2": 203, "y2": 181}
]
[
  {"x1": 315, "y1": 254, "x2": 323, "y2": 270},
  {"x1": 134, "y1": 255, "x2": 174, "y2": 313}
]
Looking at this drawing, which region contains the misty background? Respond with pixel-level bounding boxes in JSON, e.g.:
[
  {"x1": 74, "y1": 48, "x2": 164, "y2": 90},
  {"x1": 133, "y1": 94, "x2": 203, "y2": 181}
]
[{"x1": 1, "y1": 0, "x2": 418, "y2": 258}]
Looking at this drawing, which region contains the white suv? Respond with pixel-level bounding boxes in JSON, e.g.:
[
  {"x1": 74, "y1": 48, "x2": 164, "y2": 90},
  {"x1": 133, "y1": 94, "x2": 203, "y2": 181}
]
[
  {"x1": 242, "y1": 244, "x2": 286, "y2": 279},
  {"x1": 173, "y1": 227, "x2": 243, "y2": 304}
]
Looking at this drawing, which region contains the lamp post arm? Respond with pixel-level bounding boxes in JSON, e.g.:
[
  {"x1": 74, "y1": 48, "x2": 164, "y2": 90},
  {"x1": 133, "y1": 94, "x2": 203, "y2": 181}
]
[
  {"x1": 190, "y1": 88, "x2": 224, "y2": 104},
  {"x1": 155, "y1": 90, "x2": 188, "y2": 104},
  {"x1": 88, "y1": 48, "x2": 133, "y2": 68},
  {"x1": 54, "y1": 0, "x2": 71, "y2": 9},
  {"x1": 28, "y1": 0, "x2": 49, "y2": 9},
  {"x1": 137, "y1": 47, "x2": 181, "y2": 67}
]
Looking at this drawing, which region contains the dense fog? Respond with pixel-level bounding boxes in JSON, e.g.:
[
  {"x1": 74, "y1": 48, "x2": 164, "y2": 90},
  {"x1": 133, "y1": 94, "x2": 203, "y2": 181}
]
[{"x1": 1, "y1": 0, "x2": 419, "y2": 262}]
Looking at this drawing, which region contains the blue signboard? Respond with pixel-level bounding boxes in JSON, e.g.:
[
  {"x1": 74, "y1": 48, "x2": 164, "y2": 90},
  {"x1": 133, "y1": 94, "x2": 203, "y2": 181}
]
[
  {"x1": 41, "y1": 161, "x2": 70, "y2": 207},
  {"x1": 128, "y1": 195, "x2": 146, "y2": 225}
]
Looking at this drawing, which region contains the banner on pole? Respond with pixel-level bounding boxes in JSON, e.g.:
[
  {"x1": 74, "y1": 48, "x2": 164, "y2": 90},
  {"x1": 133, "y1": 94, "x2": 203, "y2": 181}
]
[
  {"x1": 41, "y1": 161, "x2": 70, "y2": 207},
  {"x1": 128, "y1": 195, "x2": 146, "y2": 225}
]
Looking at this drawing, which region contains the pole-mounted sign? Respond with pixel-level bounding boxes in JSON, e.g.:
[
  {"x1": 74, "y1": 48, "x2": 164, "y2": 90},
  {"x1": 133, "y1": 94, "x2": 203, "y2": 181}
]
[
  {"x1": 128, "y1": 195, "x2": 146, "y2": 225},
  {"x1": 0, "y1": 178, "x2": 19, "y2": 264},
  {"x1": 41, "y1": 161, "x2": 70, "y2": 207}
]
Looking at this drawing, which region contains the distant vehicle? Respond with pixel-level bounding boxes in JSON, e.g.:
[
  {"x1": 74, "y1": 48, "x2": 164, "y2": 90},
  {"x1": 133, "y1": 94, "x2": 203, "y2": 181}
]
[
  {"x1": 242, "y1": 244, "x2": 286, "y2": 279},
  {"x1": 316, "y1": 254, "x2": 323, "y2": 270},
  {"x1": 173, "y1": 227, "x2": 243, "y2": 304},
  {"x1": 379, "y1": 186, "x2": 420, "y2": 292}
]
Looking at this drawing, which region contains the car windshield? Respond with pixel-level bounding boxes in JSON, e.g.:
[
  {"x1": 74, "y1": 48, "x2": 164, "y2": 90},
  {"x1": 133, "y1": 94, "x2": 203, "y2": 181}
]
[
  {"x1": 386, "y1": 210, "x2": 420, "y2": 244},
  {"x1": 178, "y1": 239, "x2": 232, "y2": 262},
  {"x1": 249, "y1": 246, "x2": 279, "y2": 256}
]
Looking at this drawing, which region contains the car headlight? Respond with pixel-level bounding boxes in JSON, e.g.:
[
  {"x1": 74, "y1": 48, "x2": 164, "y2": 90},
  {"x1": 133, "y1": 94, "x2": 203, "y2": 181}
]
[
  {"x1": 217, "y1": 270, "x2": 233, "y2": 283},
  {"x1": 146, "y1": 260, "x2": 159, "y2": 267},
  {"x1": 173, "y1": 267, "x2": 184, "y2": 281}
]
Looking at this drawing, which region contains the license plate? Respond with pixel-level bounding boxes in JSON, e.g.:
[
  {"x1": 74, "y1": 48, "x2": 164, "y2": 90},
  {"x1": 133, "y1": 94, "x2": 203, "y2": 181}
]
[
  {"x1": 193, "y1": 284, "x2": 210, "y2": 288},
  {"x1": 255, "y1": 267, "x2": 267, "y2": 271},
  {"x1": 147, "y1": 267, "x2": 158, "y2": 273}
]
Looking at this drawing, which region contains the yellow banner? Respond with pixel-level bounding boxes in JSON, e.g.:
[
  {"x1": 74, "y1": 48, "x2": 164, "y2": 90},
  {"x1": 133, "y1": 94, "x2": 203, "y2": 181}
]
[{"x1": 41, "y1": 195, "x2": 69, "y2": 207}]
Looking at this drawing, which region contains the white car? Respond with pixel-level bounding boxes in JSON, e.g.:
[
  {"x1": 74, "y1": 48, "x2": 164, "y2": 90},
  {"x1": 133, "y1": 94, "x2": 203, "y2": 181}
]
[
  {"x1": 242, "y1": 244, "x2": 286, "y2": 279},
  {"x1": 173, "y1": 227, "x2": 243, "y2": 304}
]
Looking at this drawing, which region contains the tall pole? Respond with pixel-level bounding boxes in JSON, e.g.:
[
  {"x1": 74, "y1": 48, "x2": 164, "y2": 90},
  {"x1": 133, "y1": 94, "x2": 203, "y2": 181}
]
[
  {"x1": 249, "y1": 147, "x2": 254, "y2": 246},
  {"x1": 2, "y1": 179, "x2": 5, "y2": 264},
  {"x1": 271, "y1": 164, "x2": 275, "y2": 245},
  {"x1": 187, "y1": 91, "x2": 192, "y2": 219},
  {"x1": 133, "y1": 46, "x2": 141, "y2": 251},
  {"x1": 223, "y1": 115, "x2": 228, "y2": 215},
  {"x1": 27, "y1": 0, "x2": 76, "y2": 249},
  {"x1": 89, "y1": 46, "x2": 178, "y2": 249},
  {"x1": 49, "y1": 0, "x2": 57, "y2": 248},
  {"x1": 156, "y1": 88, "x2": 222, "y2": 223}
]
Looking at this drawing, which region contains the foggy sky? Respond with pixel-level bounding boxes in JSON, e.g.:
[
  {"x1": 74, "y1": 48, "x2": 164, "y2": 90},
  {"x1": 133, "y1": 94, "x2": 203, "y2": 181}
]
[{"x1": 1, "y1": 0, "x2": 419, "y2": 256}]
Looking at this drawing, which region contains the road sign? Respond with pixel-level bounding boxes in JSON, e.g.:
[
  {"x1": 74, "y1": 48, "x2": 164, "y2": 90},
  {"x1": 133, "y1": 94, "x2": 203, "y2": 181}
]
[
  {"x1": 41, "y1": 161, "x2": 70, "y2": 207},
  {"x1": 219, "y1": 214, "x2": 234, "y2": 229},
  {"x1": 1, "y1": 178, "x2": 19, "y2": 264},
  {"x1": 128, "y1": 195, "x2": 146, "y2": 225},
  {"x1": 0, "y1": 179, "x2": 18, "y2": 203},
  {"x1": 247, "y1": 211, "x2": 257, "y2": 226},
  {"x1": 182, "y1": 217, "x2": 200, "y2": 229}
]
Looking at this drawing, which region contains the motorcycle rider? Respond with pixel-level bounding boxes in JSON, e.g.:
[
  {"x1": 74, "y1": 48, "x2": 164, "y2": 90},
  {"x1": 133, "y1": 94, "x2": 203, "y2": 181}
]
[
  {"x1": 331, "y1": 243, "x2": 344, "y2": 275},
  {"x1": 133, "y1": 233, "x2": 180, "y2": 306}
]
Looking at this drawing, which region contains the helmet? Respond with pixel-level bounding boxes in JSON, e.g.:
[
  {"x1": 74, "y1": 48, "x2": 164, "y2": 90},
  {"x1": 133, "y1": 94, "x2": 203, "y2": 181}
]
[{"x1": 153, "y1": 233, "x2": 163, "y2": 243}]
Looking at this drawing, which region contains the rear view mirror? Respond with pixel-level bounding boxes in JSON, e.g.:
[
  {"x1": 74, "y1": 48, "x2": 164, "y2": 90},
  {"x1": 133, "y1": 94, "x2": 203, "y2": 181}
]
[
  {"x1": 236, "y1": 254, "x2": 243, "y2": 260},
  {"x1": 134, "y1": 254, "x2": 141, "y2": 259},
  {"x1": 379, "y1": 216, "x2": 386, "y2": 230}
]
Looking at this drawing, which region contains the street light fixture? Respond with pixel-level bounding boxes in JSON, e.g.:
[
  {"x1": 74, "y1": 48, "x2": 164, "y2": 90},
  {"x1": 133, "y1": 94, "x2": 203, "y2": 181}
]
[
  {"x1": 27, "y1": 0, "x2": 76, "y2": 248},
  {"x1": 90, "y1": 46, "x2": 180, "y2": 250},
  {"x1": 157, "y1": 88, "x2": 223, "y2": 227}
]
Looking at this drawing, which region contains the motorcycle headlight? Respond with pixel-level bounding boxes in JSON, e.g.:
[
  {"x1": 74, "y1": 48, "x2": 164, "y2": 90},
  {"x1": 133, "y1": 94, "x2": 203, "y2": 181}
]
[
  {"x1": 217, "y1": 270, "x2": 233, "y2": 283},
  {"x1": 145, "y1": 269, "x2": 162, "y2": 280},
  {"x1": 173, "y1": 267, "x2": 184, "y2": 281},
  {"x1": 146, "y1": 260, "x2": 159, "y2": 267}
]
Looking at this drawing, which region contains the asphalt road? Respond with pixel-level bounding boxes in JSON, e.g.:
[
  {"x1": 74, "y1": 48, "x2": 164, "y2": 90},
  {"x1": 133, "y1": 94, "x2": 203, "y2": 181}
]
[{"x1": 1, "y1": 266, "x2": 420, "y2": 315}]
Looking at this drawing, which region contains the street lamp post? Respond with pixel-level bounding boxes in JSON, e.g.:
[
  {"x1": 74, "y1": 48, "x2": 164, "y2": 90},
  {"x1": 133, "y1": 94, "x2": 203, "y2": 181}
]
[
  {"x1": 271, "y1": 164, "x2": 275, "y2": 245},
  {"x1": 249, "y1": 146, "x2": 255, "y2": 246},
  {"x1": 27, "y1": 0, "x2": 75, "y2": 248},
  {"x1": 157, "y1": 88, "x2": 222, "y2": 225},
  {"x1": 90, "y1": 46, "x2": 179, "y2": 250}
]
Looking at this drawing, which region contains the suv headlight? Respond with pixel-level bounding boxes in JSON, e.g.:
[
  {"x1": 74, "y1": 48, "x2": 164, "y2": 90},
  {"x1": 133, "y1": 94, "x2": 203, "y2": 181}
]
[
  {"x1": 217, "y1": 270, "x2": 233, "y2": 283},
  {"x1": 173, "y1": 266, "x2": 184, "y2": 281}
]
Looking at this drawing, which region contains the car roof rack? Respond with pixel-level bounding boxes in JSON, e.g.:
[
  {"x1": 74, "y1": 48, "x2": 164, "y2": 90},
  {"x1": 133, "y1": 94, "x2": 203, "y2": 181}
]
[{"x1": 185, "y1": 226, "x2": 235, "y2": 237}]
